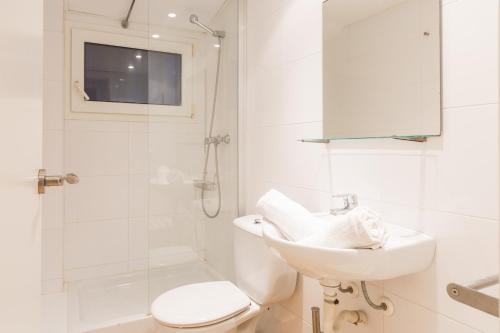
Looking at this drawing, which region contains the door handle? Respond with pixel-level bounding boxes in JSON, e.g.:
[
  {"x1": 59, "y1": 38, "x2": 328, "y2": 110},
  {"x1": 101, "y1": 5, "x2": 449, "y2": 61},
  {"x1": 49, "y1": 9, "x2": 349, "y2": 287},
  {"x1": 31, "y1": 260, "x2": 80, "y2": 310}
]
[{"x1": 38, "y1": 169, "x2": 79, "y2": 194}]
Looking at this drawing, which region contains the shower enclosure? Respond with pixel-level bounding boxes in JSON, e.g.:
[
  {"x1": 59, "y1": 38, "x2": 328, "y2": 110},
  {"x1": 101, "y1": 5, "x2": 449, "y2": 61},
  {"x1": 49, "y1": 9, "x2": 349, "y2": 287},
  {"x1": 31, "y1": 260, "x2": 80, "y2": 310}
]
[{"x1": 60, "y1": 0, "x2": 240, "y2": 331}]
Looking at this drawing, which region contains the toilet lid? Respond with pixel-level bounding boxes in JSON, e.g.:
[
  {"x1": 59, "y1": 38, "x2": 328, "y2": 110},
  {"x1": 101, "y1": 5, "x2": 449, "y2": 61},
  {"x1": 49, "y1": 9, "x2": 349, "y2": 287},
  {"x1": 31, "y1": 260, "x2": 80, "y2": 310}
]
[{"x1": 151, "y1": 281, "x2": 251, "y2": 328}]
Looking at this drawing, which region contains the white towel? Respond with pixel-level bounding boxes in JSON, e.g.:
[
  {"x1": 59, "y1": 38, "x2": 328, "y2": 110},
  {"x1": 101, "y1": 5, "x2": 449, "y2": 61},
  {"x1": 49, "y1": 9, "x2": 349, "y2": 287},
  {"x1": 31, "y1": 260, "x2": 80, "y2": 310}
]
[
  {"x1": 299, "y1": 207, "x2": 388, "y2": 249},
  {"x1": 256, "y1": 190, "x2": 325, "y2": 241}
]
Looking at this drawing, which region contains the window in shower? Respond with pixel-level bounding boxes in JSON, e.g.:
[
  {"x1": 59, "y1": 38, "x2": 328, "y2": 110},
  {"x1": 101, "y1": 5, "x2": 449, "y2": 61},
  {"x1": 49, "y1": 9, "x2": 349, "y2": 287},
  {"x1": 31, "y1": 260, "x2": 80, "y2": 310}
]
[
  {"x1": 69, "y1": 28, "x2": 193, "y2": 118},
  {"x1": 84, "y1": 43, "x2": 182, "y2": 106}
]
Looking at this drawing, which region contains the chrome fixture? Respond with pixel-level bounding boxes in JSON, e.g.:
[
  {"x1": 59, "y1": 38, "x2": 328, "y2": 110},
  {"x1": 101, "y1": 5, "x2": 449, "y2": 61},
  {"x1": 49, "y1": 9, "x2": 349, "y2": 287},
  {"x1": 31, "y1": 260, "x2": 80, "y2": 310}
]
[
  {"x1": 189, "y1": 14, "x2": 226, "y2": 38},
  {"x1": 205, "y1": 134, "x2": 230, "y2": 145},
  {"x1": 193, "y1": 179, "x2": 217, "y2": 191},
  {"x1": 189, "y1": 13, "x2": 227, "y2": 218},
  {"x1": 330, "y1": 193, "x2": 358, "y2": 215},
  {"x1": 448, "y1": 275, "x2": 499, "y2": 317},
  {"x1": 311, "y1": 307, "x2": 321, "y2": 333},
  {"x1": 38, "y1": 169, "x2": 79, "y2": 194},
  {"x1": 121, "y1": 0, "x2": 136, "y2": 29},
  {"x1": 361, "y1": 281, "x2": 390, "y2": 313}
]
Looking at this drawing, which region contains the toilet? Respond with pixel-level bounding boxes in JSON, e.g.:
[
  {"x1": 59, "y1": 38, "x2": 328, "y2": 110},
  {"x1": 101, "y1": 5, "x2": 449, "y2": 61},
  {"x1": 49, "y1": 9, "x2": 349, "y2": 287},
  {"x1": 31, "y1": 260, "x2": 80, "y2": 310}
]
[{"x1": 151, "y1": 215, "x2": 297, "y2": 333}]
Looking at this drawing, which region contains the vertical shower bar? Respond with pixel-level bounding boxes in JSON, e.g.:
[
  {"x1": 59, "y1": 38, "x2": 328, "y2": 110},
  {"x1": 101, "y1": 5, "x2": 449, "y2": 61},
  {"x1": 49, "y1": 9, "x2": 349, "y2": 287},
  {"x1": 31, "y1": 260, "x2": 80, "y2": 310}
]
[{"x1": 121, "y1": 0, "x2": 136, "y2": 29}]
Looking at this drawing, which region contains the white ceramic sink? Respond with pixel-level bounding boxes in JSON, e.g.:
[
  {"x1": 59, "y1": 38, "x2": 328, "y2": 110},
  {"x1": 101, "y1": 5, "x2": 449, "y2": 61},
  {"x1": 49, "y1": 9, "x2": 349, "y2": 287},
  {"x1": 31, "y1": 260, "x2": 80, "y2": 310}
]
[{"x1": 262, "y1": 216, "x2": 436, "y2": 282}]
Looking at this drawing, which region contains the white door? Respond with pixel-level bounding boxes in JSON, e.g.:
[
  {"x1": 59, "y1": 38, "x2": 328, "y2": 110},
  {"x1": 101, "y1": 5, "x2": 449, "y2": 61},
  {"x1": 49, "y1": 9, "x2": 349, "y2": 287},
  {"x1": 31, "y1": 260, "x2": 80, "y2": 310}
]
[{"x1": 0, "y1": 1, "x2": 43, "y2": 332}]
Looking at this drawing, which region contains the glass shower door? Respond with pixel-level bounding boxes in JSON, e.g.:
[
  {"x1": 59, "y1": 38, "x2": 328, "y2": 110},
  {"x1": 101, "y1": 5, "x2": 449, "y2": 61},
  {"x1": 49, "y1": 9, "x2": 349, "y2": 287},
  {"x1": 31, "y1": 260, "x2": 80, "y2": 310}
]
[{"x1": 63, "y1": 0, "x2": 239, "y2": 331}]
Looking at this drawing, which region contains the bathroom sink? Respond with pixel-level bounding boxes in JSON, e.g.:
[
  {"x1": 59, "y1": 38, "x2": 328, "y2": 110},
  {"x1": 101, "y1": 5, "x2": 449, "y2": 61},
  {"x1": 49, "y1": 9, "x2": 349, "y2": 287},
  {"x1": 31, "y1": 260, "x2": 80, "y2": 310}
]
[{"x1": 262, "y1": 216, "x2": 436, "y2": 282}]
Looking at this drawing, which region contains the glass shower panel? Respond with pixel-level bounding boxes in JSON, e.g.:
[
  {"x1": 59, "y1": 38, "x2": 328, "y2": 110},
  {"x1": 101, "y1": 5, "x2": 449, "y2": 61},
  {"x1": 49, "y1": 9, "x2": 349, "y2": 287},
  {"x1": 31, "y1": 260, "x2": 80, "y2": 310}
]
[
  {"x1": 63, "y1": 0, "x2": 238, "y2": 331},
  {"x1": 146, "y1": 0, "x2": 240, "y2": 306},
  {"x1": 64, "y1": 3, "x2": 152, "y2": 333}
]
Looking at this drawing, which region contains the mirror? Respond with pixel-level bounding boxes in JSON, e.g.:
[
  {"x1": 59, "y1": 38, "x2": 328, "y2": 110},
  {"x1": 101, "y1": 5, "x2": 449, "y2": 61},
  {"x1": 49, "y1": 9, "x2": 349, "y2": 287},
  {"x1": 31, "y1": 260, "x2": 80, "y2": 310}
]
[{"x1": 323, "y1": 0, "x2": 441, "y2": 140}]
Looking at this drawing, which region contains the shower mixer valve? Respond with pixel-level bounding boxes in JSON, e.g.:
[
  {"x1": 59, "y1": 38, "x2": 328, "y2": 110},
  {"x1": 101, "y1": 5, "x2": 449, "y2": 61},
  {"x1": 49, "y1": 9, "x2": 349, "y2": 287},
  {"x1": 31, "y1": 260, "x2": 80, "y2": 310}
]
[{"x1": 205, "y1": 134, "x2": 230, "y2": 145}]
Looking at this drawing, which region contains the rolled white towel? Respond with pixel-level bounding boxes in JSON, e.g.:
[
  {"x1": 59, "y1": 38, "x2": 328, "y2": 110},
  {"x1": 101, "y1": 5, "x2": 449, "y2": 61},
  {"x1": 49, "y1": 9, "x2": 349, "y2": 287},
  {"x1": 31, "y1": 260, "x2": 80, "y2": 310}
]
[
  {"x1": 299, "y1": 207, "x2": 388, "y2": 249},
  {"x1": 256, "y1": 189, "x2": 325, "y2": 241}
]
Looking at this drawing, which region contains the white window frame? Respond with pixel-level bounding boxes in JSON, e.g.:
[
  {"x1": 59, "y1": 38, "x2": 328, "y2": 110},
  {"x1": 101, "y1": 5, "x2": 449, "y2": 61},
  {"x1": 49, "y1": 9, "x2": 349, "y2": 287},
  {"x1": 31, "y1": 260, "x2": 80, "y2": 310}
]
[{"x1": 70, "y1": 28, "x2": 193, "y2": 118}]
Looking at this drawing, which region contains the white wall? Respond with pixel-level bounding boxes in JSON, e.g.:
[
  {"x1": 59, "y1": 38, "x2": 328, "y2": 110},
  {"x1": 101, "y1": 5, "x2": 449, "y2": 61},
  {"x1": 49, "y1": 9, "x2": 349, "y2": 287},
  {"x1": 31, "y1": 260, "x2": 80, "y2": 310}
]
[
  {"x1": 0, "y1": 1, "x2": 43, "y2": 331},
  {"x1": 243, "y1": 0, "x2": 499, "y2": 333}
]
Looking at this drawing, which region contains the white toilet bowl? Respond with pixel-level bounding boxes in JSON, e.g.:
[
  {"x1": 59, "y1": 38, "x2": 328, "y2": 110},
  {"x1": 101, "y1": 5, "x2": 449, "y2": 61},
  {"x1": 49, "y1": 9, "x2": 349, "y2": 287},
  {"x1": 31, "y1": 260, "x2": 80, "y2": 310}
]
[{"x1": 151, "y1": 215, "x2": 297, "y2": 333}]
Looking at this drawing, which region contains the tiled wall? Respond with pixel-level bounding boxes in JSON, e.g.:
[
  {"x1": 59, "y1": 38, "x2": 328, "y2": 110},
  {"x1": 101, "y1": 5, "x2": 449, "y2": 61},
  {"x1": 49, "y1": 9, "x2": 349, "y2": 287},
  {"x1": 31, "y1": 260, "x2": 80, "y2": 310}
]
[{"x1": 243, "y1": 0, "x2": 499, "y2": 333}]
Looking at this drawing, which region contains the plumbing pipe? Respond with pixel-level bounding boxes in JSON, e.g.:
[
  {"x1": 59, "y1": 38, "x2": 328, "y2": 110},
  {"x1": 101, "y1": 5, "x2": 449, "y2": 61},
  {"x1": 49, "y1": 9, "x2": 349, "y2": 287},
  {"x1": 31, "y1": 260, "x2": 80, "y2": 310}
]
[
  {"x1": 311, "y1": 307, "x2": 321, "y2": 333},
  {"x1": 322, "y1": 285, "x2": 339, "y2": 333},
  {"x1": 321, "y1": 283, "x2": 369, "y2": 333},
  {"x1": 333, "y1": 310, "x2": 368, "y2": 332}
]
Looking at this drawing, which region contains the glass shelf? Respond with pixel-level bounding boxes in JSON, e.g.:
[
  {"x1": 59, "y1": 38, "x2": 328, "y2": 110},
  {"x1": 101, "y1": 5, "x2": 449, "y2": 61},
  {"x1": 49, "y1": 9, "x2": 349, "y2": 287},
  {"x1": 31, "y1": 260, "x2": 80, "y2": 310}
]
[{"x1": 299, "y1": 134, "x2": 441, "y2": 143}]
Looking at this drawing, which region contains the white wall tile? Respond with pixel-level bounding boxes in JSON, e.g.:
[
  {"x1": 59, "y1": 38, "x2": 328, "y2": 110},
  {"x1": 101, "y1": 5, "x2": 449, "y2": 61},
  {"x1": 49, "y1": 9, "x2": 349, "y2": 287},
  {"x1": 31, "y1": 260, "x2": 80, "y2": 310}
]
[
  {"x1": 44, "y1": 0, "x2": 64, "y2": 32},
  {"x1": 43, "y1": 31, "x2": 64, "y2": 82},
  {"x1": 65, "y1": 129, "x2": 129, "y2": 176},
  {"x1": 423, "y1": 105, "x2": 498, "y2": 220},
  {"x1": 42, "y1": 229, "x2": 63, "y2": 280},
  {"x1": 281, "y1": 0, "x2": 322, "y2": 63},
  {"x1": 380, "y1": 154, "x2": 424, "y2": 207},
  {"x1": 64, "y1": 262, "x2": 129, "y2": 282},
  {"x1": 441, "y1": 0, "x2": 499, "y2": 108},
  {"x1": 43, "y1": 130, "x2": 64, "y2": 173},
  {"x1": 129, "y1": 218, "x2": 148, "y2": 261},
  {"x1": 42, "y1": 186, "x2": 64, "y2": 229},
  {"x1": 43, "y1": 80, "x2": 64, "y2": 130},
  {"x1": 129, "y1": 130, "x2": 148, "y2": 175},
  {"x1": 283, "y1": 53, "x2": 323, "y2": 125},
  {"x1": 330, "y1": 153, "x2": 383, "y2": 201},
  {"x1": 42, "y1": 278, "x2": 64, "y2": 295},
  {"x1": 383, "y1": 291, "x2": 482, "y2": 333},
  {"x1": 256, "y1": 305, "x2": 313, "y2": 333},
  {"x1": 64, "y1": 219, "x2": 128, "y2": 270},
  {"x1": 65, "y1": 120, "x2": 129, "y2": 133},
  {"x1": 129, "y1": 174, "x2": 148, "y2": 218},
  {"x1": 65, "y1": 175, "x2": 128, "y2": 222},
  {"x1": 42, "y1": 293, "x2": 67, "y2": 333}
]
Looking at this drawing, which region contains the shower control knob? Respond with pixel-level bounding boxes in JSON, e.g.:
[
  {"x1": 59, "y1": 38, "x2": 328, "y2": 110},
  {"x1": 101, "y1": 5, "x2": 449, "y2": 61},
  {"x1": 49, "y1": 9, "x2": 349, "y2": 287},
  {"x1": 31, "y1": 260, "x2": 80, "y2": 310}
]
[{"x1": 221, "y1": 134, "x2": 230, "y2": 144}]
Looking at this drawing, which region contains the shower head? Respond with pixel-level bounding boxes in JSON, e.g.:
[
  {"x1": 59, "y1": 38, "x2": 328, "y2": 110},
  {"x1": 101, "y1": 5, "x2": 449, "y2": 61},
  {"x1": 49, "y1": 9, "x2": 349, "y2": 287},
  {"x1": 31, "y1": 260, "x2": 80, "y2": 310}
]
[
  {"x1": 189, "y1": 14, "x2": 199, "y2": 24},
  {"x1": 189, "y1": 13, "x2": 226, "y2": 39}
]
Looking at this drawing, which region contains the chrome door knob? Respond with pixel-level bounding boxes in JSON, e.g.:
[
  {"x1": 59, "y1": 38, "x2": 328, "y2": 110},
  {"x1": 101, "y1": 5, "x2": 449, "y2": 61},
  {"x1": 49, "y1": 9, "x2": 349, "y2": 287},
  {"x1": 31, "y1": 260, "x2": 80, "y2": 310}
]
[{"x1": 38, "y1": 169, "x2": 80, "y2": 194}]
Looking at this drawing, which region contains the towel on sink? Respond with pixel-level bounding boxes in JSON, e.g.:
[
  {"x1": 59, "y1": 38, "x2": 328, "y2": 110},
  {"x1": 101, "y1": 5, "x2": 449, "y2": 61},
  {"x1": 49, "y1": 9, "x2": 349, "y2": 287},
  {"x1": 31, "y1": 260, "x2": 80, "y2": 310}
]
[
  {"x1": 299, "y1": 207, "x2": 388, "y2": 249},
  {"x1": 256, "y1": 189, "x2": 325, "y2": 241}
]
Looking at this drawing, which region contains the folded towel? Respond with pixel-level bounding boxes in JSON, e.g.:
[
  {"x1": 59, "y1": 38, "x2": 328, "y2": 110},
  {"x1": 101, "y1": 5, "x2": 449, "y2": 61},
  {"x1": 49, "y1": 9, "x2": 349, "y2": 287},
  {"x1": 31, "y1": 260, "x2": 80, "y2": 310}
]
[
  {"x1": 256, "y1": 190, "x2": 325, "y2": 241},
  {"x1": 299, "y1": 207, "x2": 388, "y2": 249}
]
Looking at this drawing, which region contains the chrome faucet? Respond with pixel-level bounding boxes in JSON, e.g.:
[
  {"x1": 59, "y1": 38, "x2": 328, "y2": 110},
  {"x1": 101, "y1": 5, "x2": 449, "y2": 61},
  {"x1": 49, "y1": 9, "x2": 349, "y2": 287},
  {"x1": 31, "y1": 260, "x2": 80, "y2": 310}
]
[{"x1": 330, "y1": 193, "x2": 358, "y2": 215}]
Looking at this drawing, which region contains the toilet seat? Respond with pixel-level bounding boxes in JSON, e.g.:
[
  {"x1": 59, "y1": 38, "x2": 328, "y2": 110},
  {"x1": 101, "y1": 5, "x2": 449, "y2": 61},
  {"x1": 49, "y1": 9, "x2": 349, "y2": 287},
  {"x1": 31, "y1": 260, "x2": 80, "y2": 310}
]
[{"x1": 152, "y1": 281, "x2": 252, "y2": 329}]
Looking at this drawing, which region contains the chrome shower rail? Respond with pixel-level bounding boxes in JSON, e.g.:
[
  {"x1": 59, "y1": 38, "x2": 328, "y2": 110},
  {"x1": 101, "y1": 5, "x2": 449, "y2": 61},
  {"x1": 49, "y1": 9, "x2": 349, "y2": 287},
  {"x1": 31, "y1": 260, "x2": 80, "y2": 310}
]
[
  {"x1": 448, "y1": 275, "x2": 499, "y2": 317},
  {"x1": 121, "y1": 0, "x2": 136, "y2": 29}
]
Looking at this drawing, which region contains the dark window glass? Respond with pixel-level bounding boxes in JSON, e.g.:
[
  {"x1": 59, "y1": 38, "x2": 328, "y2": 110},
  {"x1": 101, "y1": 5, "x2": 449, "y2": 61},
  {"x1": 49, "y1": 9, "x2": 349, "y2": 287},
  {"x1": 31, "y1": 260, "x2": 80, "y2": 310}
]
[{"x1": 84, "y1": 43, "x2": 182, "y2": 106}]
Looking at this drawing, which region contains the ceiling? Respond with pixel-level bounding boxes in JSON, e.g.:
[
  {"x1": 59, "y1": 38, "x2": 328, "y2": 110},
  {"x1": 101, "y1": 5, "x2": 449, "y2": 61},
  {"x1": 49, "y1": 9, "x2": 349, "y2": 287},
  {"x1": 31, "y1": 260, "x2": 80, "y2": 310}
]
[{"x1": 66, "y1": 0, "x2": 227, "y2": 31}]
